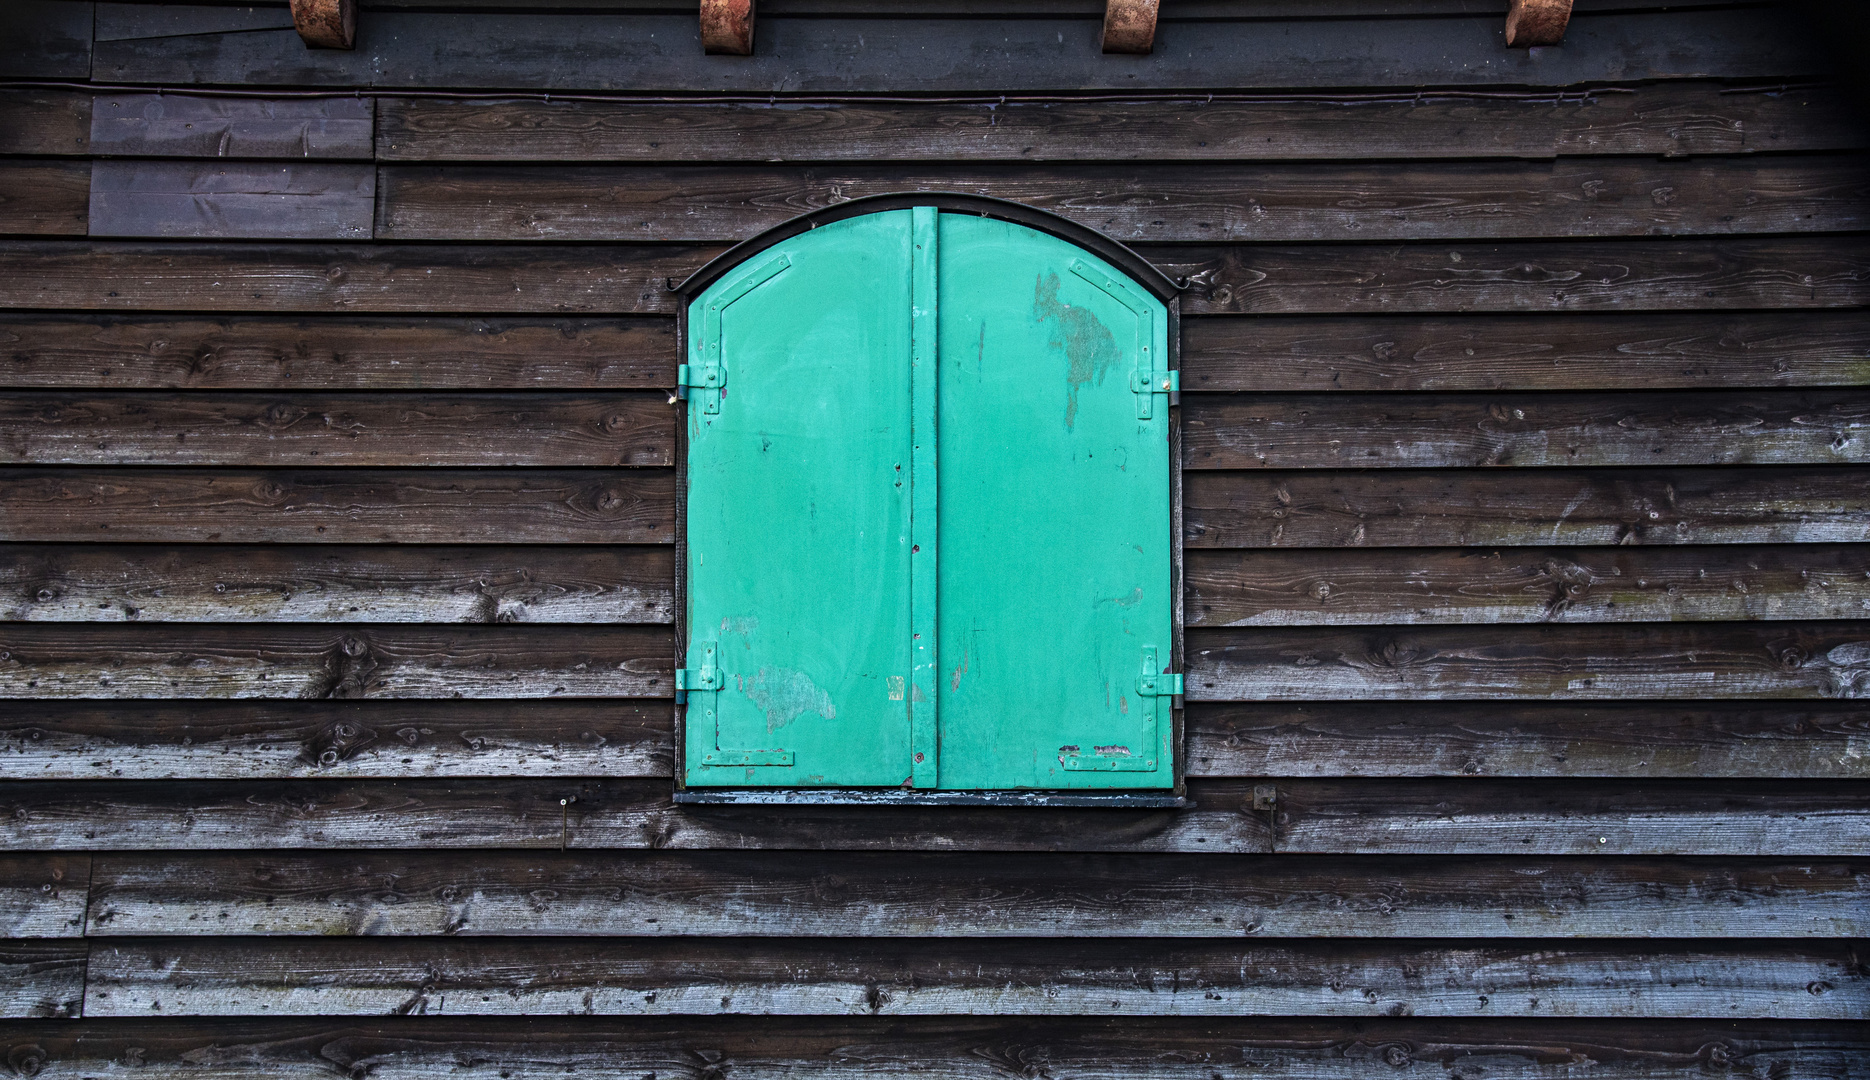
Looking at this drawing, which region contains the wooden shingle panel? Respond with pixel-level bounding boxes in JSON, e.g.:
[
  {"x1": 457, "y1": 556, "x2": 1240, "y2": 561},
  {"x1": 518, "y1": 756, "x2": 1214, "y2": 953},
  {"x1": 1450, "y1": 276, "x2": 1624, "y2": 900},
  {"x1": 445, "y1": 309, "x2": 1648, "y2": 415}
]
[
  {"x1": 0, "y1": 2, "x2": 94, "y2": 80},
  {"x1": 0, "y1": 90, "x2": 91, "y2": 156},
  {"x1": 0, "y1": 161, "x2": 89, "y2": 236},
  {"x1": 88, "y1": 162, "x2": 376, "y2": 241},
  {"x1": 90, "y1": 95, "x2": 374, "y2": 160},
  {"x1": 0, "y1": 941, "x2": 85, "y2": 1019},
  {"x1": 0, "y1": 854, "x2": 89, "y2": 938}
]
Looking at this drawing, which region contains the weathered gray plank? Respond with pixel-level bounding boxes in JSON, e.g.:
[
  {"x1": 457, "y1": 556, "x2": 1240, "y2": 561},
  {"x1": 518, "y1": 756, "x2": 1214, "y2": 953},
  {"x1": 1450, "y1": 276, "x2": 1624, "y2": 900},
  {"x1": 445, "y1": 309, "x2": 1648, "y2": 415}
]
[
  {"x1": 0, "y1": 941, "x2": 84, "y2": 1019},
  {"x1": 90, "y1": 94, "x2": 374, "y2": 159},
  {"x1": 1, "y1": 700, "x2": 673, "y2": 779},
  {"x1": 0, "y1": 854, "x2": 88, "y2": 938},
  {"x1": 1183, "y1": 468, "x2": 1870, "y2": 548},
  {"x1": 0, "y1": 625, "x2": 671, "y2": 700},
  {"x1": 11, "y1": 1018, "x2": 1868, "y2": 1080},
  {"x1": 1186, "y1": 546, "x2": 1870, "y2": 626},
  {"x1": 0, "y1": 89, "x2": 91, "y2": 156},
  {"x1": 376, "y1": 83, "x2": 1867, "y2": 162},
  {"x1": 0, "y1": 314, "x2": 676, "y2": 389},
  {"x1": 1186, "y1": 700, "x2": 1870, "y2": 779},
  {"x1": 0, "y1": 544, "x2": 674, "y2": 624},
  {"x1": 83, "y1": 852, "x2": 1870, "y2": 939},
  {"x1": 88, "y1": 162, "x2": 376, "y2": 241},
  {"x1": 1179, "y1": 311, "x2": 1870, "y2": 391},
  {"x1": 0, "y1": 2, "x2": 94, "y2": 79},
  {"x1": 79, "y1": 938, "x2": 1869, "y2": 1018},
  {"x1": 89, "y1": 8, "x2": 1823, "y2": 91},
  {"x1": 1188, "y1": 623, "x2": 1870, "y2": 702},
  {"x1": 0, "y1": 161, "x2": 89, "y2": 236},
  {"x1": 0, "y1": 392, "x2": 674, "y2": 466},
  {"x1": 0, "y1": 468, "x2": 674, "y2": 544},
  {"x1": 94, "y1": 2, "x2": 297, "y2": 41}
]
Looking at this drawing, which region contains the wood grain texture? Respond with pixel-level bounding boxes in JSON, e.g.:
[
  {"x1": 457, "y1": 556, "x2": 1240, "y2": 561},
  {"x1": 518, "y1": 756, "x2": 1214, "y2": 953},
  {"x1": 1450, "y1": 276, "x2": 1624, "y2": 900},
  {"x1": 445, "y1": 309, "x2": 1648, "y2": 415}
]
[
  {"x1": 0, "y1": 314, "x2": 677, "y2": 389},
  {"x1": 1, "y1": 700, "x2": 673, "y2": 780},
  {"x1": 1183, "y1": 468, "x2": 1870, "y2": 548},
  {"x1": 1, "y1": 778, "x2": 1860, "y2": 855},
  {"x1": 1185, "y1": 701, "x2": 1870, "y2": 779},
  {"x1": 1178, "y1": 311, "x2": 1870, "y2": 391},
  {"x1": 0, "y1": 392, "x2": 674, "y2": 467},
  {"x1": 79, "y1": 938, "x2": 1870, "y2": 1018},
  {"x1": 0, "y1": 624, "x2": 672, "y2": 700},
  {"x1": 0, "y1": 544, "x2": 674, "y2": 624},
  {"x1": 93, "y1": 3, "x2": 297, "y2": 42},
  {"x1": 0, "y1": 941, "x2": 85, "y2": 1019},
  {"x1": 0, "y1": 242, "x2": 711, "y2": 314},
  {"x1": 1187, "y1": 622, "x2": 1870, "y2": 701},
  {"x1": 83, "y1": 851, "x2": 1870, "y2": 938},
  {"x1": 0, "y1": 162, "x2": 89, "y2": 236},
  {"x1": 88, "y1": 162, "x2": 376, "y2": 241},
  {"x1": 88, "y1": 8, "x2": 1822, "y2": 91},
  {"x1": 0, "y1": 468, "x2": 674, "y2": 544},
  {"x1": 1152, "y1": 237, "x2": 1870, "y2": 315},
  {"x1": 376, "y1": 83, "x2": 1870, "y2": 162},
  {"x1": 7, "y1": 1017, "x2": 1867, "y2": 1080},
  {"x1": 0, "y1": 1, "x2": 94, "y2": 79},
  {"x1": 90, "y1": 94, "x2": 374, "y2": 159},
  {"x1": 1182, "y1": 390, "x2": 1870, "y2": 469},
  {"x1": 1186, "y1": 546, "x2": 1870, "y2": 626},
  {"x1": 0, "y1": 89, "x2": 90, "y2": 156},
  {"x1": 0, "y1": 854, "x2": 88, "y2": 938}
]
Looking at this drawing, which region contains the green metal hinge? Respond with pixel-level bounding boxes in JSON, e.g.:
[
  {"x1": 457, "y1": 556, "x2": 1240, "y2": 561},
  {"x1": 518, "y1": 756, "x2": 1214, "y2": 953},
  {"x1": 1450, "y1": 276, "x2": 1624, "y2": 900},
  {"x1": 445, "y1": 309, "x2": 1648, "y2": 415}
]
[
  {"x1": 674, "y1": 640, "x2": 723, "y2": 704},
  {"x1": 1129, "y1": 367, "x2": 1179, "y2": 420},
  {"x1": 681, "y1": 641, "x2": 795, "y2": 767},
  {"x1": 1138, "y1": 645, "x2": 1184, "y2": 699},
  {"x1": 675, "y1": 362, "x2": 725, "y2": 413}
]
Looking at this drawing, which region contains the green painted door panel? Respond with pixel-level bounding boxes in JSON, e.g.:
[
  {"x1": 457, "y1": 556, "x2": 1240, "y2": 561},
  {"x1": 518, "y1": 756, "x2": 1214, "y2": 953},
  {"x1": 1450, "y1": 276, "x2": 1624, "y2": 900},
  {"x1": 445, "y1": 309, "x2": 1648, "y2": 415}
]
[
  {"x1": 683, "y1": 211, "x2": 915, "y2": 787},
  {"x1": 934, "y1": 214, "x2": 1173, "y2": 789}
]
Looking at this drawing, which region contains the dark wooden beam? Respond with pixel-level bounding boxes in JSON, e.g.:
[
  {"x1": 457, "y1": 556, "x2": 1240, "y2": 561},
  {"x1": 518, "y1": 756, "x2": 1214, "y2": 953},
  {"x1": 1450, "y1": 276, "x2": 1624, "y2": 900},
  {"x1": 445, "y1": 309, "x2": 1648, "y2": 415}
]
[
  {"x1": 1102, "y1": 0, "x2": 1157, "y2": 54},
  {"x1": 290, "y1": 0, "x2": 354, "y2": 49},
  {"x1": 1506, "y1": 0, "x2": 1570, "y2": 46},
  {"x1": 701, "y1": 0, "x2": 754, "y2": 54}
]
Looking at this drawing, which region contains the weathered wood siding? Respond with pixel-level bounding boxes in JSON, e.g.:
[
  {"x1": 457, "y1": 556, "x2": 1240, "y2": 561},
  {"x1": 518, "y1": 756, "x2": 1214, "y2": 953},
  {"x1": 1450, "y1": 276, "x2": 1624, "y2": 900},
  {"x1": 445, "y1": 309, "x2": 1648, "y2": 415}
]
[{"x1": 1, "y1": 1, "x2": 1867, "y2": 1074}]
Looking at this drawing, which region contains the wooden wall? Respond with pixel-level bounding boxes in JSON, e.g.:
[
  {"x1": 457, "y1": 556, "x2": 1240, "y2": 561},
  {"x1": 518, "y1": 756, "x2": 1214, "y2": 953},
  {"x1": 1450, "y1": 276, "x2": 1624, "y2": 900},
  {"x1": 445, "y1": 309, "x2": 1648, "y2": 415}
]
[{"x1": 2, "y1": 0, "x2": 1869, "y2": 1075}]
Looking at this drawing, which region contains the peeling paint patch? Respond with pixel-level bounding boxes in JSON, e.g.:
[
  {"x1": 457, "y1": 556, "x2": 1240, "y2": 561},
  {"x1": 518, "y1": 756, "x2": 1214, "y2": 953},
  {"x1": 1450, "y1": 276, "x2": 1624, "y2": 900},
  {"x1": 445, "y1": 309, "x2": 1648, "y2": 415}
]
[
  {"x1": 1034, "y1": 271, "x2": 1121, "y2": 431},
  {"x1": 740, "y1": 666, "x2": 836, "y2": 733}
]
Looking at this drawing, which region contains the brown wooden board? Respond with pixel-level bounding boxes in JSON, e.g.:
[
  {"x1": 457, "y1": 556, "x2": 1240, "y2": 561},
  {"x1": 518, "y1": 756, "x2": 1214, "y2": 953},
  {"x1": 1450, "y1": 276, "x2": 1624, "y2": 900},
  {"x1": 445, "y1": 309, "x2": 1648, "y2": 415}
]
[
  {"x1": 1, "y1": 700, "x2": 674, "y2": 780},
  {"x1": 1185, "y1": 701, "x2": 1870, "y2": 779},
  {"x1": 0, "y1": 392, "x2": 675, "y2": 467},
  {"x1": 1186, "y1": 545, "x2": 1870, "y2": 626},
  {"x1": 0, "y1": 624, "x2": 672, "y2": 700},
  {"x1": 90, "y1": 94, "x2": 374, "y2": 160},
  {"x1": 1183, "y1": 468, "x2": 1870, "y2": 548},
  {"x1": 0, "y1": 161, "x2": 89, "y2": 237},
  {"x1": 0, "y1": 2, "x2": 94, "y2": 80},
  {"x1": 1178, "y1": 311, "x2": 1870, "y2": 392},
  {"x1": 83, "y1": 851, "x2": 1870, "y2": 939},
  {"x1": 375, "y1": 83, "x2": 1867, "y2": 163},
  {"x1": 0, "y1": 854, "x2": 88, "y2": 938},
  {"x1": 1181, "y1": 390, "x2": 1870, "y2": 469},
  {"x1": 0, "y1": 468, "x2": 674, "y2": 544},
  {"x1": 0, "y1": 544, "x2": 675, "y2": 624},
  {"x1": 1187, "y1": 622, "x2": 1870, "y2": 701},
  {"x1": 0, "y1": 89, "x2": 91, "y2": 156},
  {"x1": 88, "y1": 9, "x2": 1823, "y2": 91},
  {"x1": 0, "y1": 941, "x2": 85, "y2": 1019},
  {"x1": 6, "y1": 1017, "x2": 1867, "y2": 1080},
  {"x1": 0, "y1": 314, "x2": 677, "y2": 389},
  {"x1": 88, "y1": 162, "x2": 376, "y2": 241},
  {"x1": 375, "y1": 157, "x2": 1870, "y2": 245}
]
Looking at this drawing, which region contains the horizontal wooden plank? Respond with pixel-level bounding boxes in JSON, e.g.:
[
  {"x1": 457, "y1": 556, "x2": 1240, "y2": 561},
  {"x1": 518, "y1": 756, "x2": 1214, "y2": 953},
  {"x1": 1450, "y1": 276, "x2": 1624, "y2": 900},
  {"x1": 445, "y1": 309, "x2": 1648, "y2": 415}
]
[
  {"x1": 0, "y1": 2, "x2": 93, "y2": 80},
  {"x1": 10, "y1": 1017, "x2": 1868, "y2": 1080},
  {"x1": 0, "y1": 89, "x2": 90, "y2": 156},
  {"x1": 93, "y1": 2, "x2": 296, "y2": 41},
  {"x1": 0, "y1": 624, "x2": 671, "y2": 699},
  {"x1": 0, "y1": 161, "x2": 89, "y2": 236},
  {"x1": 0, "y1": 700, "x2": 673, "y2": 779},
  {"x1": 80, "y1": 938, "x2": 1869, "y2": 1018},
  {"x1": 1186, "y1": 546, "x2": 1870, "y2": 626},
  {"x1": 89, "y1": 8, "x2": 1822, "y2": 91},
  {"x1": 0, "y1": 941, "x2": 85, "y2": 1019},
  {"x1": 0, "y1": 314, "x2": 676, "y2": 389},
  {"x1": 88, "y1": 162, "x2": 375, "y2": 241},
  {"x1": 376, "y1": 83, "x2": 1866, "y2": 162},
  {"x1": 0, "y1": 392, "x2": 674, "y2": 467},
  {"x1": 1185, "y1": 701, "x2": 1870, "y2": 779},
  {"x1": 0, "y1": 854, "x2": 87, "y2": 938},
  {"x1": 0, "y1": 544, "x2": 674, "y2": 624},
  {"x1": 1188, "y1": 622, "x2": 1870, "y2": 701},
  {"x1": 85, "y1": 851, "x2": 1870, "y2": 938},
  {"x1": 0, "y1": 242, "x2": 710, "y2": 314},
  {"x1": 0, "y1": 468, "x2": 674, "y2": 544},
  {"x1": 2, "y1": 778, "x2": 1861, "y2": 854},
  {"x1": 1154, "y1": 237, "x2": 1870, "y2": 315},
  {"x1": 1179, "y1": 311, "x2": 1870, "y2": 391},
  {"x1": 90, "y1": 94, "x2": 374, "y2": 159},
  {"x1": 375, "y1": 156, "x2": 1870, "y2": 244},
  {"x1": 1183, "y1": 390, "x2": 1870, "y2": 469},
  {"x1": 1183, "y1": 468, "x2": 1870, "y2": 548}
]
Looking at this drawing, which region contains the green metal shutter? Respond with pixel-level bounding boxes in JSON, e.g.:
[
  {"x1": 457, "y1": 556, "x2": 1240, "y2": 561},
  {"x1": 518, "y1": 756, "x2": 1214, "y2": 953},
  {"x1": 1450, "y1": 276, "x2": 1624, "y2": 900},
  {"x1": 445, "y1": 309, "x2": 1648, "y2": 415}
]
[{"x1": 681, "y1": 207, "x2": 1174, "y2": 791}]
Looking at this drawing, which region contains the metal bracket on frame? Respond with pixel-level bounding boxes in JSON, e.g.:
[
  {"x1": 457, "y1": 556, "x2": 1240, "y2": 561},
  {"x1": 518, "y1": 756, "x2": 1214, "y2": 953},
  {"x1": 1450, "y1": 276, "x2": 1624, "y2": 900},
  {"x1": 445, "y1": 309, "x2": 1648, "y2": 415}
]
[
  {"x1": 683, "y1": 254, "x2": 792, "y2": 415},
  {"x1": 1069, "y1": 258, "x2": 1175, "y2": 420}
]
